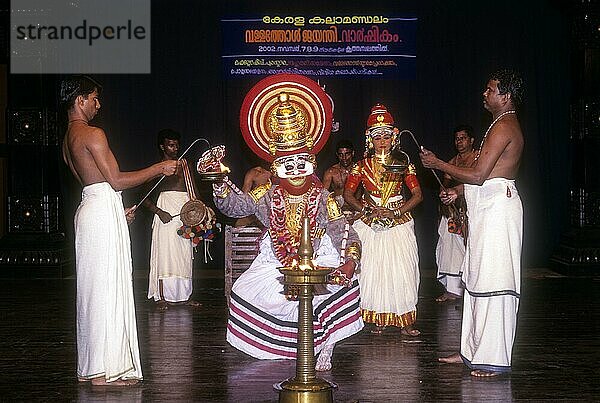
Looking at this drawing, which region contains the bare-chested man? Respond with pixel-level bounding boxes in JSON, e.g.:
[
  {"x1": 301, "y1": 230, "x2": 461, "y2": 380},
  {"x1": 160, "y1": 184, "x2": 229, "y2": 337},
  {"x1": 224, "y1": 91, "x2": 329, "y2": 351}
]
[
  {"x1": 61, "y1": 75, "x2": 178, "y2": 386},
  {"x1": 144, "y1": 129, "x2": 200, "y2": 310},
  {"x1": 323, "y1": 139, "x2": 355, "y2": 199},
  {"x1": 435, "y1": 125, "x2": 477, "y2": 303},
  {"x1": 420, "y1": 69, "x2": 524, "y2": 377}
]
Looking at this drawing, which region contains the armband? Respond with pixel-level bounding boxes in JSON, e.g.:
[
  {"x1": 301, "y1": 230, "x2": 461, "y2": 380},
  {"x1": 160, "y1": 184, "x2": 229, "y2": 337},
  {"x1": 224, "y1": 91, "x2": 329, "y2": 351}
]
[
  {"x1": 213, "y1": 183, "x2": 230, "y2": 199},
  {"x1": 345, "y1": 242, "x2": 361, "y2": 263},
  {"x1": 248, "y1": 181, "x2": 271, "y2": 203},
  {"x1": 327, "y1": 194, "x2": 344, "y2": 221},
  {"x1": 402, "y1": 164, "x2": 418, "y2": 188}
]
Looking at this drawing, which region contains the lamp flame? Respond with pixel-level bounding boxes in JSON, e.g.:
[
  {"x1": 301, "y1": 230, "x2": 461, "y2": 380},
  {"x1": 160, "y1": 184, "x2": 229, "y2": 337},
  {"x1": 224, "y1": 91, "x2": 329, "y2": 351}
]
[{"x1": 220, "y1": 163, "x2": 231, "y2": 173}]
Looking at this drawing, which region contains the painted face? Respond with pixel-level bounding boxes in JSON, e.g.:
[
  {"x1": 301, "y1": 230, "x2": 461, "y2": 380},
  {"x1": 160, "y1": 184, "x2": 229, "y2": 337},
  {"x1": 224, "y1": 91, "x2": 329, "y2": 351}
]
[
  {"x1": 454, "y1": 130, "x2": 474, "y2": 153},
  {"x1": 272, "y1": 153, "x2": 315, "y2": 179},
  {"x1": 371, "y1": 132, "x2": 393, "y2": 154},
  {"x1": 336, "y1": 147, "x2": 354, "y2": 168},
  {"x1": 161, "y1": 138, "x2": 180, "y2": 160}
]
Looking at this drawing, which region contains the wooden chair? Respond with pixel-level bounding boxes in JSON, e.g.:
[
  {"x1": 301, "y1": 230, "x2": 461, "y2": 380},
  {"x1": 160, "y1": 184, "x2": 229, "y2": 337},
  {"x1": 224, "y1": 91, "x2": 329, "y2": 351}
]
[{"x1": 224, "y1": 225, "x2": 263, "y2": 305}]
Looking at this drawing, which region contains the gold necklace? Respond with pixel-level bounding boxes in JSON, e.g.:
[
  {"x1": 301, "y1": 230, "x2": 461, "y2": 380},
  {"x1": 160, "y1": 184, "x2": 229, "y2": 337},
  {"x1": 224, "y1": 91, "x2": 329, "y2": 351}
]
[
  {"x1": 476, "y1": 110, "x2": 516, "y2": 160},
  {"x1": 284, "y1": 191, "x2": 308, "y2": 236}
]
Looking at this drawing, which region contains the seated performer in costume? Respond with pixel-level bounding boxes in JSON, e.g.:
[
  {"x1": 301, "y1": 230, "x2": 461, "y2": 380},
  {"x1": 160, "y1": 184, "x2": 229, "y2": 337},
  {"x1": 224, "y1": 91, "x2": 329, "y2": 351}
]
[
  {"x1": 202, "y1": 74, "x2": 364, "y2": 371},
  {"x1": 343, "y1": 104, "x2": 423, "y2": 336}
]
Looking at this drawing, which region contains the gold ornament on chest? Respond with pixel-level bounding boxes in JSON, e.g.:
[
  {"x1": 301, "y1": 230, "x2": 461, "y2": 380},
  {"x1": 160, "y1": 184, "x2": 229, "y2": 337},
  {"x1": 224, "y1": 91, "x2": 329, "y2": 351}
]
[{"x1": 284, "y1": 193, "x2": 308, "y2": 236}]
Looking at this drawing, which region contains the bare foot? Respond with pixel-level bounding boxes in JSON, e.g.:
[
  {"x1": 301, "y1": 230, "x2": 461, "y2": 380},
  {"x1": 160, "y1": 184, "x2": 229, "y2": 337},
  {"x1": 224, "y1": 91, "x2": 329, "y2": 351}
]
[
  {"x1": 438, "y1": 353, "x2": 463, "y2": 364},
  {"x1": 435, "y1": 292, "x2": 460, "y2": 302},
  {"x1": 471, "y1": 370, "x2": 501, "y2": 377},
  {"x1": 315, "y1": 344, "x2": 334, "y2": 371},
  {"x1": 401, "y1": 326, "x2": 420, "y2": 337},
  {"x1": 370, "y1": 325, "x2": 385, "y2": 334},
  {"x1": 78, "y1": 377, "x2": 90, "y2": 382},
  {"x1": 91, "y1": 378, "x2": 140, "y2": 386},
  {"x1": 156, "y1": 300, "x2": 169, "y2": 311}
]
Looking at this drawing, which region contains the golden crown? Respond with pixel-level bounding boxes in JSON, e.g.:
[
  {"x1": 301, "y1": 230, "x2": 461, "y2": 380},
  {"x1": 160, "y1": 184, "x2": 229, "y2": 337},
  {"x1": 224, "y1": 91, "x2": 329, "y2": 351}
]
[{"x1": 268, "y1": 92, "x2": 313, "y2": 156}]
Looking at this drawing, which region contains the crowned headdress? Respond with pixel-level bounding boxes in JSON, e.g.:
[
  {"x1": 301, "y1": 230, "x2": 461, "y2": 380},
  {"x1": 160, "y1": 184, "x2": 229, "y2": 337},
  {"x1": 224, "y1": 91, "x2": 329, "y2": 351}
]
[
  {"x1": 364, "y1": 103, "x2": 399, "y2": 157},
  {"x1": 240, "y1": 74, "x2": 333, "y2": 162}
]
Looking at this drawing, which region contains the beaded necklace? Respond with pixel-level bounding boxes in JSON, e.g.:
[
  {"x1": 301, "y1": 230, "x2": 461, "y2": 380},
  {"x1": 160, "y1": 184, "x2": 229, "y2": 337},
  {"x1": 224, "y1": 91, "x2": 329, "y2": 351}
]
[{"x1": 475, "y1": 110, "x2": 516, "y2": 161}]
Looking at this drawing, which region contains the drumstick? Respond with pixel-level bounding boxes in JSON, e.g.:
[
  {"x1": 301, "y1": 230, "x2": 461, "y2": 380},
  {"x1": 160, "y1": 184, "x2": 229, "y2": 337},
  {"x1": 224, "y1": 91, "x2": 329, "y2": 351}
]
[
  {"x1": 399, "y1": 129, "x2": 446, "y2": 190},
  {"x1": 133, "y1": 138, "x2": 211, "y2": 210},
  {"x1": 399, "y1": 129, "x2": 461, "y2": 216}
]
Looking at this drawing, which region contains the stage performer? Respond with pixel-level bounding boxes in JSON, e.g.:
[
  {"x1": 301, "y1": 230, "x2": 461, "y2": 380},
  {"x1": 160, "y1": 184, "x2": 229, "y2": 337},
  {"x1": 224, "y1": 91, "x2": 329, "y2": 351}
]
[
  {"x1": 60, "y1": 75, "x2": 178, "y2": 386},
  {"x1": 343, "y1": 104, "x2": 423, "y2": 336},
  {"x1": 144, "y1": 129, "x2": 200, "y2": 310},
  {"x1": 435, "y1": 125, "x2": 477, "y2": 302},
  {"x1": 202, "y1": 75, "x2": 364, "y2": 371},
  {"x1": 420, "y1": 68, "x2": 524, "y2": 377}
]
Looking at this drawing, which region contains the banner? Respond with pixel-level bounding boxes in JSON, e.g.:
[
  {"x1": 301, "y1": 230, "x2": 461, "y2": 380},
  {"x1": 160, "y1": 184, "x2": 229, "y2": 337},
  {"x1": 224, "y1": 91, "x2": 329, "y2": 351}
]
[{"x1": 222, "y1": 15, "x2": 416, "y2": 79}]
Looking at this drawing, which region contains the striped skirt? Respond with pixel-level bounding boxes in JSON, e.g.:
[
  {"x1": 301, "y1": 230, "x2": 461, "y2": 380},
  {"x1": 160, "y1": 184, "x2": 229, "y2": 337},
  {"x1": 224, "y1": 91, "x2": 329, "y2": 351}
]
[{"x1": 226, "y1": 233, "x2": 364, "y2": 359}]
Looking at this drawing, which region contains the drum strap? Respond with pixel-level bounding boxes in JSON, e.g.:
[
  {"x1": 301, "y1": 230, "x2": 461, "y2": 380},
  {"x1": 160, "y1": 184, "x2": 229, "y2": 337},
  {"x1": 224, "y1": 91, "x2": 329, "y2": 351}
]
[{"x1": 180, "y1": 159, "x2": 197, "y2": 200}]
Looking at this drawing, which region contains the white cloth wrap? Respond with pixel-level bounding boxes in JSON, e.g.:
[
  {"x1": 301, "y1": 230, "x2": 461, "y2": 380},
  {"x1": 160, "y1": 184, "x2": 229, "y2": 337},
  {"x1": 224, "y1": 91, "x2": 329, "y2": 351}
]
[
  {"x1": 226, "y1": 233, "x2": 363, "y2": 359},
  {"x1": 460, "y1": 178, "x2": 523, "y2": 372},
  {"x1": 353, "y1": 218, "x2": 420, "y2": 316},
  {"x1": 461, "y1": 291, "x2": 519, "y2": 371},
  {"x1": 462, "y1": 178, "x2": 522, "y2": 294},
  {"x1": 75, "y1": 182, "x2": 142, "y2": 381},
  {"x1": 148, "y1": 191, "x2": 193, "y2": 302},
  {"x1": 435, "y1": 216, "x2": 465, "y2": 296}
]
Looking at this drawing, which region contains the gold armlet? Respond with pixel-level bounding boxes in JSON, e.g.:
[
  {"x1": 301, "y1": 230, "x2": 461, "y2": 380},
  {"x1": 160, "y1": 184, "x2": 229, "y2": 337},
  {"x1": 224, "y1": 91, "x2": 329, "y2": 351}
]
[
  {"x1": 248, "y1": 182, "x2": 271, "y2": 203},
  {"x1": 213, "y1": 185, "x2": 231, "y2": 199},
  {"x1": 327, "y1": 194, "x2": 344, "y2": 221},
  {"x1": 345, "y1": 242, "x2": 361, "y2": 262}
]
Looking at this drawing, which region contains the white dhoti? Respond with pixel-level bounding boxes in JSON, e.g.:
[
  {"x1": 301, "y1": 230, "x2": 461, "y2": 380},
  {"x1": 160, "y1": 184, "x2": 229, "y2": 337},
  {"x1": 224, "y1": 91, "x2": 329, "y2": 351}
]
[
  {"x1": 75, "y1": 182, "x2": 142, "y2": 381},
  {"x1": 460, "y1": 178, "x2": 522, "y2": 372},
  {"x1": 148, "y1": 191, "x2": 193, "y2": 302},
  {"x1": 227, "y1": 233, "x2": 364, "y2": 359},
  {"x1": 436, "y1": 216, "x2": 465, "y2": 296},
  {"x1": 353, "y1": 219, "x2": 420, "y2": 327}
]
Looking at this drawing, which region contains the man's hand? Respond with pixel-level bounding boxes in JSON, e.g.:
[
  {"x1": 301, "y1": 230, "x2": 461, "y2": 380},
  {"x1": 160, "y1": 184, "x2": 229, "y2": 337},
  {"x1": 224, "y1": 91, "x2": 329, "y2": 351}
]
[
  {"x1": 159, "y1": 160, "x2": 179, "y2": 176},
  {"x1": 124, "y1": 205, "x2": 137, "y2": 225},
  {"x1": 157, "y1": 209, "x2": 173, "y2": 224},
  {"x1": 440, "y1": 188, "x2": 458, "y2": 205},
  {"x1": 419, "y1": 147, "x2": 440, "y2": 169},
  {"x1": 337, "y1": 259, "x2": 357, "y2": 278},
  {"x1": 372, "y1": 206, "x2": 395, "y2": 219}
]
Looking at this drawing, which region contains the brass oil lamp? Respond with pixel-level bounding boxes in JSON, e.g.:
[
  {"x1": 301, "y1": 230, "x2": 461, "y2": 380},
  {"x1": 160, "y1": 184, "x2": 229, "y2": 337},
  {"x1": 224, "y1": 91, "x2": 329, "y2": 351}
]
[{"x1": 274, "y1": 214, "x2": 336, "y2": 403}]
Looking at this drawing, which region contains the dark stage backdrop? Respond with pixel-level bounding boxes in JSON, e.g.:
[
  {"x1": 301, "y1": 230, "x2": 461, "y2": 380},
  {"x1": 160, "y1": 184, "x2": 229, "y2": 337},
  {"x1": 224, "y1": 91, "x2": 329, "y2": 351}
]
[{"x1": 7, "y1": 0, "x2": 571, "y2": 272}]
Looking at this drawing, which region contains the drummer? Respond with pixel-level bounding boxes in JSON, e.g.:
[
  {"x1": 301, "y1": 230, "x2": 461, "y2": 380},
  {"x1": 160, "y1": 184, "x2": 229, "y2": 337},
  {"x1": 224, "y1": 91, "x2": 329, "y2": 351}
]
[{"x1": 143, "y1": 129, "x2": 201, "y2": 310}]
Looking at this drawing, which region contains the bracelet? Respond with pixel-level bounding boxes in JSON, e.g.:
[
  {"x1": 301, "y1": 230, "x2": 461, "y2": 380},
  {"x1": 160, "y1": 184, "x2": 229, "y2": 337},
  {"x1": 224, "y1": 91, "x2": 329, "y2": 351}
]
[
  {"x1": 345, "y1": 242, "x2": 361, "y2": 263},
  {"x1": 213, "y1": 183, "x2": 230, "y2": 198}
]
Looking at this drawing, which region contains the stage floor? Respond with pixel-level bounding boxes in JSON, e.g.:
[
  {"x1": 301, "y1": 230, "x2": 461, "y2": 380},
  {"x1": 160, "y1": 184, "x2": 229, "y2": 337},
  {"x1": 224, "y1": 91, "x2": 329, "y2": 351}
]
[{"x1": 0, "y1": 268, "x2": 598, "y2": 402}]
